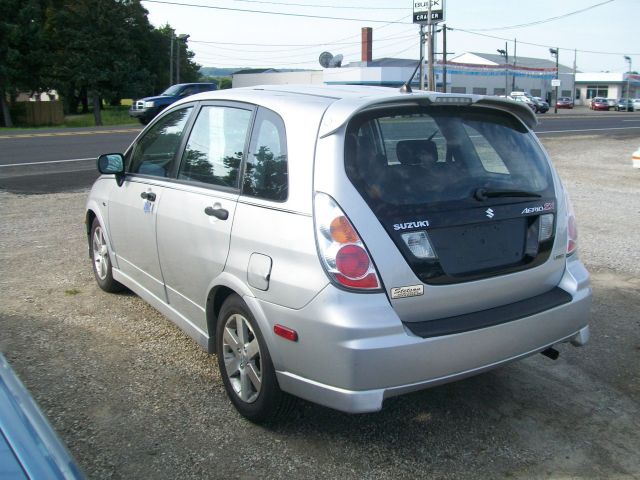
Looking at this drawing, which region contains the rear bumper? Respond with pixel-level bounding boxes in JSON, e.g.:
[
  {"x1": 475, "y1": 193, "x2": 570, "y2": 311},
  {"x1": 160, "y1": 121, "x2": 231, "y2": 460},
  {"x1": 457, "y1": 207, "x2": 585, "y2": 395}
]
[
  {"x1": 276, "y1": 325, "x2": 589, "y2": 414},
  {"x1": 252, "y1": 258, "x2": 591, "y2": 413}
]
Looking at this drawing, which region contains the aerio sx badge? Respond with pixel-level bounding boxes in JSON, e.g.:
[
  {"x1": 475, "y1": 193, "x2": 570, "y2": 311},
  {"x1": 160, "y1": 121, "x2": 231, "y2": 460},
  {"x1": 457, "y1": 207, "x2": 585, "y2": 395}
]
[{"x1": 390, "y1": 284, "x2": 424, "y2": 299}]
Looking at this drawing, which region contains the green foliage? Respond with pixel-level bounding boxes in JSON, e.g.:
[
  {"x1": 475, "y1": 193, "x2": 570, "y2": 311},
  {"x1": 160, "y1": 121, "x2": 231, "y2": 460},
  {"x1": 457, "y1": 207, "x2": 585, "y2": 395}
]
[
  {"x1": 218, "y1": 78, "x2": 233, "y2": 90},
  {"x1": 63, "y1": 106, "x2": 138, "y2": 127},
  {"x1": 1, "y1": 0, "x2": 202, "y2": 127},
  {"x1": 0, "y1": 0, "x2": 52, "y2": 126}
]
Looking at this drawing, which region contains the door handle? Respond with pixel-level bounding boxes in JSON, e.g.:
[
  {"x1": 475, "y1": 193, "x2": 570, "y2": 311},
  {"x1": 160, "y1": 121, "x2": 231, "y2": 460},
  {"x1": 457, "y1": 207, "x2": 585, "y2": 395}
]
[
  {"x1": 140, "y1": 191, "x2": 156, "y2": 201},
  {"x1": 204, "y1": 206, "x2": 229, "y2": 220}
]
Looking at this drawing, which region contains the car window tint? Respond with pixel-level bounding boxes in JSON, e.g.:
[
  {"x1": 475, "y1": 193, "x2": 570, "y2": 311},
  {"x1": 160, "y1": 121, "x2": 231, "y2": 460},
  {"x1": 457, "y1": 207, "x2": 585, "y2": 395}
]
[
  {"x1": 463, "y1": 124, "x2": 509, "y2": 174},
  {"x1": 242, "y1": 108, "x2": 288, "y2": 201},
  {"x1": 178, "y1": 105, "x2": 252, "y2": 188},
  {"x1": 129, "y1": 107, "x2": 193, "y2": 177},
  {"x1": 181, "y1": 86, "x2": 197, "y2": 96},
  {"x1": 345, "y1": 107, "x2": 552, "y2": 207}
]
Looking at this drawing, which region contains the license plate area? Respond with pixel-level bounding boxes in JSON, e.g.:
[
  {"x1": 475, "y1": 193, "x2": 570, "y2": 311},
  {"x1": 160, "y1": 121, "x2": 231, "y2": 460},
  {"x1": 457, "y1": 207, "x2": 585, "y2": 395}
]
[{"x1": 429, "y1": 218, "x2": 527, "y2": 276}]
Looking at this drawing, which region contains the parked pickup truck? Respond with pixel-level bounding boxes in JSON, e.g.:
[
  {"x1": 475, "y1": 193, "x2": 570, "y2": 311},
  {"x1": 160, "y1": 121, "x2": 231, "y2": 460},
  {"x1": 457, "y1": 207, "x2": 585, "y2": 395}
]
[{"x1": 129, "y1": 83, "x2": 217, "y2": 124}]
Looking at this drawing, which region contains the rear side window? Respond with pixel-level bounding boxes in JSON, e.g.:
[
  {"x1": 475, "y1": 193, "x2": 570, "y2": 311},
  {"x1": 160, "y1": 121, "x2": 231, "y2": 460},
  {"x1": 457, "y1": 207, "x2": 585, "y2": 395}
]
[
  {"x1": 242, "y1": 108, "x2": 288, "y2": 201},
  {"x1": 345, "y1": 106, "x2": 552, "y2": 207},
  {"x1": 178, "y1": 106, "x2": 252, "y2": 188}
]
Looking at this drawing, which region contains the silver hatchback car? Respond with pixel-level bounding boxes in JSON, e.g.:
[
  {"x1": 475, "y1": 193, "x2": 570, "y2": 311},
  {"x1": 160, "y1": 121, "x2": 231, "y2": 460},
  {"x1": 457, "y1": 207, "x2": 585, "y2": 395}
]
[{"x1": 86, "y1": 85, "x2": 591, "y2": 422}]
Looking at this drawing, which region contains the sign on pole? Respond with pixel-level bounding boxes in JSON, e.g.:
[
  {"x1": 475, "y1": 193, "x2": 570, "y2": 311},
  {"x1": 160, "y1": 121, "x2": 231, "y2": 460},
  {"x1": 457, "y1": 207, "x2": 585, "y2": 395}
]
[
  {"x1": 413, "y1": 0, "x2": 445, "y2": 24},
  {"x1": 551, "y1": 79, "x2": 561, "y2": 87}
]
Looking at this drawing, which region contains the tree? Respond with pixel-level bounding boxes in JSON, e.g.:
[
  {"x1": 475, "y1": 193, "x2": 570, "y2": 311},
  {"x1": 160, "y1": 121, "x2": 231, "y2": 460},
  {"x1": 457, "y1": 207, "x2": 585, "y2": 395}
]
[
  {"x1": 0, "y1": 0, "x2": 51, "y2": 127},
  {"x1": 218, "y1": 78, "x2": 232, "y2": 89},
  {"x1": 46, "y1": 0, "x2": 150, "y2": 124}
]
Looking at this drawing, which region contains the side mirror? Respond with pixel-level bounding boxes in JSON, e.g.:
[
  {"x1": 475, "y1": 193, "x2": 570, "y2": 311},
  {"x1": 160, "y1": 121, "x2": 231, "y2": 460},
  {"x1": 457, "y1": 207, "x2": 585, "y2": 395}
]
[{"x1": 97, "y1": 154, "x2": 125, "y2": 186}]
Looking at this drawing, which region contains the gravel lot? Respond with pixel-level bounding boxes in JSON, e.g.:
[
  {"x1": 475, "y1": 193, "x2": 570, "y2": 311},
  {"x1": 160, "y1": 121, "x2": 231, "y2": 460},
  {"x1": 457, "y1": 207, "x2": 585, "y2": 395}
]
[{"x1": 1, "y1": 134, "x2": 639, "y2": 479}]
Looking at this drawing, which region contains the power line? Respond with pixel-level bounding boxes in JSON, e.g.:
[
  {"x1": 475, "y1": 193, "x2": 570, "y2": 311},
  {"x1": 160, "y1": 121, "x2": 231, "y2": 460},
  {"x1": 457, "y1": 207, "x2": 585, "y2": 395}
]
[
  {"x1": 226, "y1": 0, "x2": 407, "y2": 10},
  {"x1": 195, "y1": 34, "x2": 414, "y2": 64},
  {"x1": 463, "y1": 0, "x2": 615, "y2": 31},
  {"x1": 141, "y1": 0, "x2": 413, "y2": 24},
  {"x1": 450, "y1": 26, "x2": 640, "y2": 56},
  {"x1": 190, "y1": 33, "x2": 415, "y2": 53}
]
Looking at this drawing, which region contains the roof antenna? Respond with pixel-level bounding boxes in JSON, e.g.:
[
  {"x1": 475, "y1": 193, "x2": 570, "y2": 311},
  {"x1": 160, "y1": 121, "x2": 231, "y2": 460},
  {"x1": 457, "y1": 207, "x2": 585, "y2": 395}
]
[{"x1": 400, "y1": 56, "x2": 424, "y2": 94}]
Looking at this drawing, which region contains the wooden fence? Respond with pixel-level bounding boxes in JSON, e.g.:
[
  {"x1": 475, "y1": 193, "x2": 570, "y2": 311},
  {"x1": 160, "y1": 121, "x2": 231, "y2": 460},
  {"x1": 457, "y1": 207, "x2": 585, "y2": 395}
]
[{"x1": 14, "y1": 101, "x2": 64, "y2": 126}]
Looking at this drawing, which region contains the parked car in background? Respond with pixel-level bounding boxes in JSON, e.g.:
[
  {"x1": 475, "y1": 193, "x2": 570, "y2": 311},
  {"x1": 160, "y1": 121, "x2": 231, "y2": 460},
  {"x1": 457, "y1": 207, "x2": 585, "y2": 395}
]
[
  {"x1": 0, "y1": 354, "x2": 84, "y2": 479},
  {"x1": 633, "y1": 98, "x2": 640, "y2": 110},
  {"x1": 615, "y1": 98, "x2": 635, "y2": 112},
  {"x1": 510, "y1": 95, "x2": 537, "y2": 112},
  {"x1": 590, "y1": 97, "x2": 610, "y2": 111},
  {"x1": 555, "y1": 97, "x2": 574, "y2": 109},
  {"x1": 128, "y1": 83, "x2": 217, "y2": 124},
  {"x1": 606, "y1": 98, "x2": 617, "y2": 109},
  {"x1": 533, "y1": 97, "x2": 549, "y2": 113},
  {"x1": 510, "y1": 91, "x2": 547, "y2": 113},
  {"x1": 88, "y1": 85, "x2": 591, "y2": 422}
]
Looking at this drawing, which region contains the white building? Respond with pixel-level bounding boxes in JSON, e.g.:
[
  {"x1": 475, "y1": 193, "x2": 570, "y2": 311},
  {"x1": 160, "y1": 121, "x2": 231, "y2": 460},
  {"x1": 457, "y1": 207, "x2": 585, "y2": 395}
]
[
  {"x1": 574, "y1": 72, "x2": 639, "y2": 104},
  {"x1": 230, "y1": 28, "x2": 638, "y2": 104}
]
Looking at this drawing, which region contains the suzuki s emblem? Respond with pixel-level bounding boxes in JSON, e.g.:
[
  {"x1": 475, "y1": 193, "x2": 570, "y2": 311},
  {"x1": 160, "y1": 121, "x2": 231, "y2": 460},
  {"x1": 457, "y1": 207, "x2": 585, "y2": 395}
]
[{"x1": 485, "y1": 208, "x2": 495, "y2": 219}]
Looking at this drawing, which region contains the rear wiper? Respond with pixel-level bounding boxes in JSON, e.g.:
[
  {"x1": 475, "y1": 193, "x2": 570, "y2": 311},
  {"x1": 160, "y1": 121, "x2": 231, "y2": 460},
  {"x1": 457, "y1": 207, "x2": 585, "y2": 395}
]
[{"x1": 474, "y1": 187, "x2": 541, "y2": 201}]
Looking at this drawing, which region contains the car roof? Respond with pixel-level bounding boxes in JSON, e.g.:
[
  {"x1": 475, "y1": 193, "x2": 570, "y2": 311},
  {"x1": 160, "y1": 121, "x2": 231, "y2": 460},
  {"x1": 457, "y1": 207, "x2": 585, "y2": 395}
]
[{"x1": 174, "y1": 84, "x2": 538, "y2": 132}]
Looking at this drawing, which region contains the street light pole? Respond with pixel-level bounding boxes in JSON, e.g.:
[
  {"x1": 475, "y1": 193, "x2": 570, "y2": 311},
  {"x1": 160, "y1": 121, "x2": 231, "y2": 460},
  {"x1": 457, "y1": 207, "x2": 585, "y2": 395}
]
[
  {"x1": 550, "y1": 48, "x2": 559, "y2": 114},
  {"x1": 497, "y1": 45, "x2": 508, "y2": 96},
  {"x1": 624, "y1": 55, "x2": 632, "y2": 100}
]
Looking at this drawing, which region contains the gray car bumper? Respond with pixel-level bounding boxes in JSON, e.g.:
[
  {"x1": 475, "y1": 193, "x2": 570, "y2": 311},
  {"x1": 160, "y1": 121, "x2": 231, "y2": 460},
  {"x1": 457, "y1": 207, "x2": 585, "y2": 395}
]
[{"x1": 252, "y1": 258, "x2": 591, "y2": 414}]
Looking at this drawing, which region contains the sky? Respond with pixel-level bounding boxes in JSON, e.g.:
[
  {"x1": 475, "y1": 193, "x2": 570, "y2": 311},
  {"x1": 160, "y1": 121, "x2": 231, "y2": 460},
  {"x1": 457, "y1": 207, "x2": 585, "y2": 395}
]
[{"x1": 142, "y1": 0, "x2": 638, "y2": 73}]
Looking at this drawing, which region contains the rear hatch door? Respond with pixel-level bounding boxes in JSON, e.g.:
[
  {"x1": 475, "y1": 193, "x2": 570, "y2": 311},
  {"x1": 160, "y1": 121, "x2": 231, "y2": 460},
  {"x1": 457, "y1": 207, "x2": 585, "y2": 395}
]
[{"x1": 344, "y1": 105, "x2": 568, "y2": 329}]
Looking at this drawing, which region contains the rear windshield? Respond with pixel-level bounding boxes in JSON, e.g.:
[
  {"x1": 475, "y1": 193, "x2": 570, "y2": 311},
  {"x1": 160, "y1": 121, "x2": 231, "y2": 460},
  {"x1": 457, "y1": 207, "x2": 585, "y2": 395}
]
[{"x1": 345, "y1": 106, "x2": 553, "y2": 208}]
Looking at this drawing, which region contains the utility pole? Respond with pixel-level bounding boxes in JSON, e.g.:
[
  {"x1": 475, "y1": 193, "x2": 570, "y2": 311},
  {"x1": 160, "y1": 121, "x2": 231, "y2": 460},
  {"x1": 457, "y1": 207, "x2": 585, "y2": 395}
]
[
  {"x1": 169, "y1": 32, "x2": 174, "y2": 87},
  {"x1": 176, "y1": 34, "x2": 190, "y2": 84},
  {"x1": 176, "y1": 40, "x2": 180, "y2": 84},
  {"x1": 427, "y1": 0, "x2": 435, "y2": 91},
  {"x1": 419, "y1": 24, "x2": 425, "y2": 90},
  {"x1": 442, "y1": 24, "x2": 447, "y2": 93},
  {"x1": 511, "y1": 39, "x2": 517, "y2": 92}
]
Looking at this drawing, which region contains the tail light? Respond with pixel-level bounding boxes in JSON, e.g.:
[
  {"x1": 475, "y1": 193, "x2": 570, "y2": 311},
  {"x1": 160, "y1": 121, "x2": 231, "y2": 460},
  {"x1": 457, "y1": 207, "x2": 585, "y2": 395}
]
[
  {"x1": 314, "y1": 193, "x2": 381, "y2": 290},
  {"x1": 564, "y1": 187, "x2": 578, "y2": 255}
]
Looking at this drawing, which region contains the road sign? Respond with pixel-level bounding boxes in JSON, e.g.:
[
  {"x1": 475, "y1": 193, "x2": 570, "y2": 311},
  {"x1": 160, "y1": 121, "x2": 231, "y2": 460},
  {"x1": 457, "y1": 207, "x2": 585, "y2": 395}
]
[
  {"x1": 413, "y1": 0, "x2": 445, "y2": 24},
  {"x1": 551, "y1": 79, "x2": 561, "y2": 87}
]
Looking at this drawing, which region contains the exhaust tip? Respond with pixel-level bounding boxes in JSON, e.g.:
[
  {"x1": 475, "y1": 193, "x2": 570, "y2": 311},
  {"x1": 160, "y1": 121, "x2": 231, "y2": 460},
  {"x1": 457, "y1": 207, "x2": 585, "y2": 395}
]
[{"x1": 541, "y1": 347, "x2": 560, "y2": 360}]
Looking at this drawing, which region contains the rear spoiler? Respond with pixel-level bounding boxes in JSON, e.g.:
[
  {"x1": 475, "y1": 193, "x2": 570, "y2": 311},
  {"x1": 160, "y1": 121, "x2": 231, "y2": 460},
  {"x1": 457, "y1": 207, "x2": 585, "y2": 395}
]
[{"x1": 318, "y1": 92, "x2": 537, "y2": 138}]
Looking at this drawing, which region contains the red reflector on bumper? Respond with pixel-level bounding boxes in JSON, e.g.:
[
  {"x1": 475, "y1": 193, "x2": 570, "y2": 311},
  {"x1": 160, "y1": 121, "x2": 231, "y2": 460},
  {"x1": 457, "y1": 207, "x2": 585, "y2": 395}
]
[{"x1": 274, "y1": 324, "x2": 298, "y2": 342}]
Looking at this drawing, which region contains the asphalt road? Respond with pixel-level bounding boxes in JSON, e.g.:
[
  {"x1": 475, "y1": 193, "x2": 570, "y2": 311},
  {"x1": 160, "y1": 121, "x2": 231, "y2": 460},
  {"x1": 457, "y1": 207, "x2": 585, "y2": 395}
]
[
  {"x1": 0, "y1": 126, "x2": 140, "y2": 194},
  {"x1": 1, "y1": 111, "x2": 639, "y2": 194},
  {"x1": 535, "y1": 111, "x2": 640, "y2": 136}
]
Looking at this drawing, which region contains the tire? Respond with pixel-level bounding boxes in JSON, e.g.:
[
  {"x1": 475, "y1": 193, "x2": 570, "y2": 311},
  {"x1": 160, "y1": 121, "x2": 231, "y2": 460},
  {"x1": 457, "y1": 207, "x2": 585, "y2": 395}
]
[
  {"x1": 90, "y1": 218, "x2": 124, "y2": 293},
  {"x1": 139, "y1": 118, "x2": 149, "y2": 125},
  {"x1": 216, "y1": 294, "x2": 294, "y2": 423}
]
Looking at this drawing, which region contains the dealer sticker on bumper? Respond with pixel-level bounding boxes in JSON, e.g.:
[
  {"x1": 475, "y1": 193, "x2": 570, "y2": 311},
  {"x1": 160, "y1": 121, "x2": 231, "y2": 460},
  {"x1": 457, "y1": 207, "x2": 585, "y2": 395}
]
[{"x1": 391, "y1": 284, "x2": 424, "y2": 299}]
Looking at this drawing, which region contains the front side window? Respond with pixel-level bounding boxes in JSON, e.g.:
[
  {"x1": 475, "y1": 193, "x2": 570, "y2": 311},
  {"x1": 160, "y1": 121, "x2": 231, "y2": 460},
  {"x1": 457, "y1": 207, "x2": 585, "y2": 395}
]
[
  {"x1": 242, "y1": 108, "x2": 288, "y2": 201},
  {"x1": 178, "y1": 105, "x2": 252, "y2": 188},
  {"x1": 129, "y1": 107, "x2": 193, "y2": 177}
]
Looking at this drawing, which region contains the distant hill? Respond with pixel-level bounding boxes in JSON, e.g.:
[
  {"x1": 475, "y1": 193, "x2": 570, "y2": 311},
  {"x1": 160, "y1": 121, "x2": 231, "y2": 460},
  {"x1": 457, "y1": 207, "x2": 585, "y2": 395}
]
[
  {"x1": 200, "y1": 66, "x2": 313, "y2": 77},
  {"x1": 200, "y1": 67, "x2": 239, "y2": 77}
]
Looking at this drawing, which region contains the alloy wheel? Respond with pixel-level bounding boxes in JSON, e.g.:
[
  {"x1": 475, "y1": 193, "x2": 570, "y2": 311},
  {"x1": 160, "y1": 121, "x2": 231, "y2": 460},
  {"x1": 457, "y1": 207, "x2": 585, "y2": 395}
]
[
  {"x1": 222, "y1": 313, "x2": 262, "y2": 403},
  {"x1": 92, "y1": 226, "x2": 109, "y2": 280}
]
